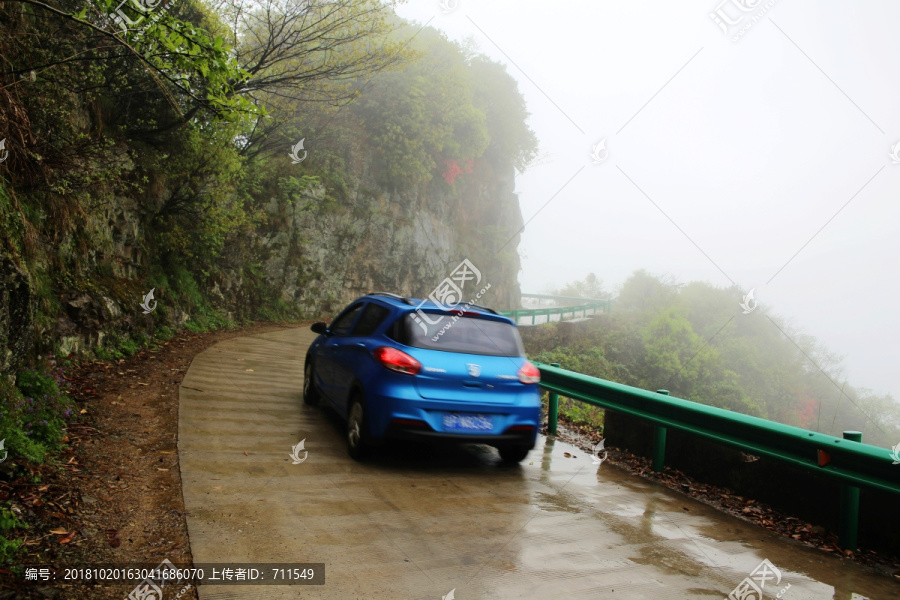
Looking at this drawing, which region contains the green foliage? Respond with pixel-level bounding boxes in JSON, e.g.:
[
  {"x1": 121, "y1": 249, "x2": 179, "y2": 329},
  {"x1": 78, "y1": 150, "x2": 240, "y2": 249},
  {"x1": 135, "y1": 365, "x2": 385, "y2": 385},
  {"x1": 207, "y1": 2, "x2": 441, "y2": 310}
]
[
  {"x1": 468, "y1": 55, "x2": 538, "y2": 172},
  {"x1": 88, "y1": 0, "x2": 259, "y2": 123},
  {"x1": 184, "y1": 309, "x2": 236, "y2": 332},
  {"x1": 541, "y1": 391, "x2": 605, "y2": 430},
  {"x1": 0, "y1": 367, "x2": 73, "y2": 464},
  {"x1": 254, "y1": 297, "x2": 302, "y2": 323},
  {"x1": 351, "y1": 26, "x2": 534, "y2": 188},
  {"x1": 553, "y1": 272, "x2": 611, "y2": 300},
  {"x1": 0, "y1": 504, "x2": 25, "y2": 564},
  {"x1": 94, "y1": 333, "x2": 146, "y2": 361},
  {"x1": 525, "y1": 272, "x2": 900, "y2": 446}
]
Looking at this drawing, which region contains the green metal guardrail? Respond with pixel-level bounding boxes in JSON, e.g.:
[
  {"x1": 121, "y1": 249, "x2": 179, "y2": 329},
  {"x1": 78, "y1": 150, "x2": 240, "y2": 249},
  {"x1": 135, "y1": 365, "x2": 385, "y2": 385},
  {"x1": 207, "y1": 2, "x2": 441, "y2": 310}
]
[
  {"x1": 535, "y1": 362, "x2": 900, "y2": 550},
  {"x1": 500, "y1": 300, "x2": 610, "y2": 325}
]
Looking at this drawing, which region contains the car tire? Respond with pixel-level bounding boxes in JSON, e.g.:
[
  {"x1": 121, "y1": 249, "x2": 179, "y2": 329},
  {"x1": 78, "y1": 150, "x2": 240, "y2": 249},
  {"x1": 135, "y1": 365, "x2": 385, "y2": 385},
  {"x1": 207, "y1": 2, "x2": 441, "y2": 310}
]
[
  {"x1": 303, "y1": 360, "x2": 319, "y2": 406},
  {"x1": 498, "y1": 445, "x2": 531, "y2": 463},
  {"x1": 346, "y1": 394, "x2": 370, "y2": 461}
]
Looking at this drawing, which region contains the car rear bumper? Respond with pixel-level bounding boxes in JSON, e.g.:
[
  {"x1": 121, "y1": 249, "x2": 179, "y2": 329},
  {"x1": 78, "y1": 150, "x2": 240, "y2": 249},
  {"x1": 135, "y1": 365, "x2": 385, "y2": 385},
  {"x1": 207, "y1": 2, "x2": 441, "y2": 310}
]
[
  {"x1": 361, "y1": 377, "x2": 542, "y2": 446},
  {"x1": 384, "y1": 421, "x2": 538, "y2": 447}
]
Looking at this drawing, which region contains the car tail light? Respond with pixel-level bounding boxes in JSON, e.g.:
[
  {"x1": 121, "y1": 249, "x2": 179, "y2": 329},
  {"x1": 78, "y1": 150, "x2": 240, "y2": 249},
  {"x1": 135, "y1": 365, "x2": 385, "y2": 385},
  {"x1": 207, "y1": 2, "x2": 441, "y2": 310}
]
[
  {"x1": 374, "y1": 347, "x2": 421, "y2": 375},
  {"x1": 517, "y1": 361, "x2": 540, "y2": 384}
]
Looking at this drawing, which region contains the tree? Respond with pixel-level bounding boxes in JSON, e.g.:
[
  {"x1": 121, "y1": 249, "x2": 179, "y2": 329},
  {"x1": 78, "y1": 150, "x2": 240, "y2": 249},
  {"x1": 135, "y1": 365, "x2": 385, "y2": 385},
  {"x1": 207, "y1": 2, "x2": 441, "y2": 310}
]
[
  {"x1": 555, "y1": 273, "x2": 610, "y2": 300},
  {"x1": 616, "y1": 270, "x2": 679, "y2": 313},
  {"x1": 211, "y1": 0, "x2": 407, "y2": 155}
]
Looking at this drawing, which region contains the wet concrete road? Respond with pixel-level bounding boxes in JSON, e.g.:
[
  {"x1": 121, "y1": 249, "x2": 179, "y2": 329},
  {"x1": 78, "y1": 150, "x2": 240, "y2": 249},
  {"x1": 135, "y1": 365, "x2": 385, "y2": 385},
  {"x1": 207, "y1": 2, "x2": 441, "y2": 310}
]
[{"x1": 178, "y1": 327, "x2": 899, "y2": 599}]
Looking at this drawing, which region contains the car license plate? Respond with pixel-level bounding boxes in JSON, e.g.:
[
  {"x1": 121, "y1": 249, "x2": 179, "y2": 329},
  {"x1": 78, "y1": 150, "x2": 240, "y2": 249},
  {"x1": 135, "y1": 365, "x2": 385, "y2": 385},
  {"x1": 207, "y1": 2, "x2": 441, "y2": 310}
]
[{"x1": 443, "y1": 413, "x2": 493, "y2": 432}]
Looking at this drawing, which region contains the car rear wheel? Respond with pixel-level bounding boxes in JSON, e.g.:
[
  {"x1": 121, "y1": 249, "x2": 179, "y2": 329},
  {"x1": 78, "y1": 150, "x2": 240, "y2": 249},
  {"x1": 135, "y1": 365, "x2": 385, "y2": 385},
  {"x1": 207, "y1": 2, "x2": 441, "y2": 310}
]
[
  {"x1": 498, "y1": 445, "x2": 531, "y2": 463},
  {"x1": 303, "y1": 360, "x2": 319, "y2": 406},
  {"x1": 347, "y1": 394, "x2": 370, "y2": 461}
]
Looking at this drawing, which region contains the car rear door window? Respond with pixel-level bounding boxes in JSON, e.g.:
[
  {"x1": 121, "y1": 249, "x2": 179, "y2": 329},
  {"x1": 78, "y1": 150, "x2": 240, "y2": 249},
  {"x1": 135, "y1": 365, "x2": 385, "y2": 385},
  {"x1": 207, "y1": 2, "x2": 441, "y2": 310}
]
[
  {"x1": 398, "y1": 313, "x2": 523, "y2": 357},
  {"x1": 353, "y1": 303, "x2": 390, "y2": 336},
  {"x1": 330, "y1": 304, "x2": 363, "y2": 336}
]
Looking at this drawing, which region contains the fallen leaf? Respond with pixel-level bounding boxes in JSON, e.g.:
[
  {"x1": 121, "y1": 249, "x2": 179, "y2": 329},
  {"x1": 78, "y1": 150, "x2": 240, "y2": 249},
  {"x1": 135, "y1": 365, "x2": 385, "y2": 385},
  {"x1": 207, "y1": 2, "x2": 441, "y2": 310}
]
[
  {"x1": 245, "y1": 369, "x2": 254, "y2": 372},
  {"x1": 157, "y1": 468, "x2": 169, "y2": 471},
  {"x1": 243, "y1": 451, "x2": 248, "y2": 456},
  {"x1": 38, "y1": 485, "x2": 49, "y2": 492},
  {"x1": 49, "y1": 528, "x2": 68, "y2": 535},
  {"x1": 159, "y1": 450, "x2": 176, "y2": 454},
  {"x1": 563, "y1": 452, "x2": 572, "y2": 457},
  {"x1": 58, "y1": 532, "x2": 76, "y2": 544},
  {"x1": 79, "y1": 409, "x2": 88, "y2": 414}
]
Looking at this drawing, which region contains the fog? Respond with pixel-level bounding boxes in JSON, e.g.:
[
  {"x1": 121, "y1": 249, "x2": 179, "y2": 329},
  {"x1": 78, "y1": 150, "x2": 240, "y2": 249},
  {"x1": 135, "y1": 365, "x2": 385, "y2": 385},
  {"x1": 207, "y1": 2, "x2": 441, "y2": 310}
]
[{"x1": 396, "y1": 0, "x2": 900, "y2": 402}]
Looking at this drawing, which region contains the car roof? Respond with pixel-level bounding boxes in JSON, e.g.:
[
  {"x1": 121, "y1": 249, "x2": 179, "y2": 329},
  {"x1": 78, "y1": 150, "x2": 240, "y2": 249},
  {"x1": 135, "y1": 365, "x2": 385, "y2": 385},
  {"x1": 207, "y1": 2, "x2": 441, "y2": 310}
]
[{"x1": 360, "y1": 292, "x2": 507, "y2": 321}]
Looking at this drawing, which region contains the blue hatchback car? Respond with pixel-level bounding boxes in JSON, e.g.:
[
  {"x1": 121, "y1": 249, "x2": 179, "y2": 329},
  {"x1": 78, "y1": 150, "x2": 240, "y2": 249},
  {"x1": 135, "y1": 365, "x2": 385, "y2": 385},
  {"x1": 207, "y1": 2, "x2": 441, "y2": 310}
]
[{"x1": 304, "y1": 292, "x2": 542, "y2": 462}]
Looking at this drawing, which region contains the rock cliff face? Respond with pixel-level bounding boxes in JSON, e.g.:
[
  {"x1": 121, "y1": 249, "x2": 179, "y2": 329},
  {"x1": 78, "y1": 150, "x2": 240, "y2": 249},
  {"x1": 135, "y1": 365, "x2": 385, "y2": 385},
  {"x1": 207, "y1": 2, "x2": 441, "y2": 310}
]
[
  {"x1": 259, "y1": 157, "x2": 523, "y2": 317},
  {"x1": 0, "y1": 149, "x2": 523, "y2": 372}
]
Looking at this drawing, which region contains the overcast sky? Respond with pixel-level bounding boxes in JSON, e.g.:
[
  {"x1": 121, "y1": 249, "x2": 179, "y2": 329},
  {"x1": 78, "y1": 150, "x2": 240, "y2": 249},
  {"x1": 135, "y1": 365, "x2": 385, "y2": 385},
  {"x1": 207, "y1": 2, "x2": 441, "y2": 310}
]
[{"x1": 395, "y1": 1, "x2": 900, "y2": 402}]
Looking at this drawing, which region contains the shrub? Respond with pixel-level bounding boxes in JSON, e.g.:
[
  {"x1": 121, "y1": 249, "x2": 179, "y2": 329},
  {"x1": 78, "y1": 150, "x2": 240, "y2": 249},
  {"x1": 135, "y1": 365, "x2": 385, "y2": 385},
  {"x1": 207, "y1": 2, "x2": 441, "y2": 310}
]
[
  {"x1": 0, "y1": 505, "x2": 25, "y2": 564},
  {"x1": 0, "y1": 364, "x2": 73, "y2": 464}
]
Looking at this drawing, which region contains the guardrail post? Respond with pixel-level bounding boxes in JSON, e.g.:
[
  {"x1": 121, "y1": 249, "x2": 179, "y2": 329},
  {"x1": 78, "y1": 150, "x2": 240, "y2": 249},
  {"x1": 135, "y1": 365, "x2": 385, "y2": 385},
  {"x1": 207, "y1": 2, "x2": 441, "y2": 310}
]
[
  {"x1": 839, "y1": 430, "x2": 862, "y2": 551},
  {"x1": 548, "y1": 363, "x2": 560, "y2": 436},
  {"x1": 652, "y1": 390, "x2": 669, "y2": 472}
]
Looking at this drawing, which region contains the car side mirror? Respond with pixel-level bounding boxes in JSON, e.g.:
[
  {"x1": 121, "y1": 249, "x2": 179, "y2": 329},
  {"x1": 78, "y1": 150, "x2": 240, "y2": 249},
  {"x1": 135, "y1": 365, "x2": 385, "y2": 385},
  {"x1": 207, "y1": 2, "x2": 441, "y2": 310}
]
[{"x1": 311, "y1": 322, "x2": 328, "y2": 335}]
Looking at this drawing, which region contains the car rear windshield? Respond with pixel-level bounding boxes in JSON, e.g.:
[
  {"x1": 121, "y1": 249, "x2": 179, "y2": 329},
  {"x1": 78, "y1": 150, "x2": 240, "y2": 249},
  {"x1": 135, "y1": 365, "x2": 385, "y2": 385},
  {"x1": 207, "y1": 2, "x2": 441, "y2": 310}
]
[{"x1": 389, "y1": 313, "x2": 524, "y2": 357}]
